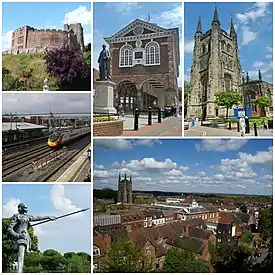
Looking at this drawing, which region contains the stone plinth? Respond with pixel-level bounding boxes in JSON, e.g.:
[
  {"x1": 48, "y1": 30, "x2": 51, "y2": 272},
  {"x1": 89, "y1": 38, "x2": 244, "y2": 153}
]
[{"x1": 93, "y1": 80, "x2": 116, "y2": 114}]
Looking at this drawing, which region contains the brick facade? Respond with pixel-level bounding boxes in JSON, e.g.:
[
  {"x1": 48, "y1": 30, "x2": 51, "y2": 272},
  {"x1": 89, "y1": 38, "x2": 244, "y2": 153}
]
[
  {"x1": 104, "y1": 19, "x2": 180, "y2": 111},
  {"x1": 93, "y1": 120, "x2": 124, "y2": 137},
  {"x1": 11, "y1": 23, "x2": 84, "y2": 52}
]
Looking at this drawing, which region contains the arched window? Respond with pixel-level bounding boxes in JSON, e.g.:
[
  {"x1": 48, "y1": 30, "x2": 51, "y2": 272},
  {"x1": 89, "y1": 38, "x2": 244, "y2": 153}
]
[
  {"x1": 224, "y1": 74, "x2": 232, "y2": 91},
  {"x1": 221, "y1": 41, "x2": 225, "y2": 51},
  {"x1": 119, "y1": 45, "x2": 133, "y2": 67},
  {"x1": 202, "y1": 44, "x2": 206, "y2": 54},
  {"x1": 145, "y1": 42, "x2": 160, "y2": 65},
  {"x1": 227, "y1": 44, "x2": 231, "y2": 53}
]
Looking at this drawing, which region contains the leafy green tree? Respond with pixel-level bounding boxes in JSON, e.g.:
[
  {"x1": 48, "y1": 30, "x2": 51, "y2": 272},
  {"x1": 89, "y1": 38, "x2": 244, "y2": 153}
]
[
  {"x1": 2, "y1": 218, "x2": 39, "y2": 273},
  {"x1": 101, "y1": 239, "x2": 152, "y2": 272},
  {"x1": 258, "y1": 207, "x2": 273, "y2": 240},
  {"x1": 215, "y1": 91, "x2": 242, "y2": 119},
  {"x1": 252, "y1": 96, "x2": 271, "y2": 117},
  {"x1": 240, "y1": 230, "x2": 254, "y2": 244},
  {"x1": 162, "y1": 247, "x2": 212, "y2": 272}
]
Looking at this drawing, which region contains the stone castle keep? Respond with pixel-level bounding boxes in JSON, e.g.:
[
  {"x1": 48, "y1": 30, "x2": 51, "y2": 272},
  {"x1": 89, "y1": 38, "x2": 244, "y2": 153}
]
[
  {"x1": 117, "y1": 173, "x2": 133, "y2": 204},
  {"x1": 187, "y1": 7, "x2": 243, "y2": 120},
  {"x1": 8, "y1": 23, "x2": 84, "y2": 54}
]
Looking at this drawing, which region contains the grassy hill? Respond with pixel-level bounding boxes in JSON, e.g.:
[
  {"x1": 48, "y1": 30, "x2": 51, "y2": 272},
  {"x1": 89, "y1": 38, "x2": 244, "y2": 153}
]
[{"x1": 2, "y1": 52, "x2": 58, "y2": 91}]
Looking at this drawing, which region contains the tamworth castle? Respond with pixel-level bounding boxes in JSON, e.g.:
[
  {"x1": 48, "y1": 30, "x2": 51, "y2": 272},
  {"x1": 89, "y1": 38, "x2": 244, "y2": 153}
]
[
  {"x1": 4, "y1": 23, "x2": 84, "y2": 55},
  {"x1": 187, "y1": 7, "x2": 243, "y2": 120}
]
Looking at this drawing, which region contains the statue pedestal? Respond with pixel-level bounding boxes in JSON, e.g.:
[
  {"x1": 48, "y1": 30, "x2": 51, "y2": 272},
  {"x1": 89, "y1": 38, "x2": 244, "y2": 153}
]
[{"x1": 93, "y1": 80, "x2": 117, "y2": 114}]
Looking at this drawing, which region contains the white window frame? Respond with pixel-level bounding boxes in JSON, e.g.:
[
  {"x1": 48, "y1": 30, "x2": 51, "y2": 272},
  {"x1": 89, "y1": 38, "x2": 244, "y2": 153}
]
[
  {"x1": 144, "y1": 41, "x2": 160, "y2": 66},
  {"x1": 93, "y1": 248, "x2": 100, "y2": 256},
  {"x1": 119, "y1": 44, "x2": 133, "y2": 68}
]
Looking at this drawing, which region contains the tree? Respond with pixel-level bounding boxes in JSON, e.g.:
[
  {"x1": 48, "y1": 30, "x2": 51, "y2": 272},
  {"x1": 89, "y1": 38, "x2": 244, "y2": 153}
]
[
  {"x1": 215, "y1": 91, "x2": 242, "y2": 119},
  {"x1": 162, "y1": 247, "x2": 212, "y2": 273},
  {"x1": 101, "y1": 239, "x2": 152, "y2": 272},
  {"x1": 252, "y1": 96, "x2": 271, "y2": 117},
  {"x1": 184, "y1": 81, "x2": 191, "y2": 117},
  {"x1": 240, "y1": 204, "x2": 248, "y2": 213},
  {"x1": 2, "y1": 218, "x2": 39, "y2": 273},
  {"x1": 240, "y1": 230, "x2": 254, "y2": 244},
  {"x1": 258, "y1": 207, "x2": 273, "y2": 240},
  {"x1": 45, "y1": 46, "x2": 91, "y2": 91}
]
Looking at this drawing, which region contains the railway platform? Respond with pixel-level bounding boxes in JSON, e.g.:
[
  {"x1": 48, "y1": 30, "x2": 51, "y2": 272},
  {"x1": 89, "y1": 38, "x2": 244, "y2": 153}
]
[{"x1": 55, "y1": 144, "x2": 91, "y2": 182}]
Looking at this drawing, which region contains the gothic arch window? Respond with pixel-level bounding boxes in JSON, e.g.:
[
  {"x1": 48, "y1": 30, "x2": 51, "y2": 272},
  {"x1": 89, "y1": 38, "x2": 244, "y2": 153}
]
[
  {"x1": 227, "y1": 44, "x2": 231, "y2": 53},
  {"x1": 208, "y1": 40, "x2": 211, "y2": 52},
  {"x1": 119, "y1": 44, "x2": 133, "y2": 67},
  {"x1": 145, "y1": 41, "x2": 160, "y2": 65},
  {"x1": 202, "y1": 44, "x2": 206, "y2": 54},
  {"x1": 221, "y1": 41, "x2": 225, "y2": 51},
  {"x1": 224, "y1": 74, "x2": 232, "y2": 91}
]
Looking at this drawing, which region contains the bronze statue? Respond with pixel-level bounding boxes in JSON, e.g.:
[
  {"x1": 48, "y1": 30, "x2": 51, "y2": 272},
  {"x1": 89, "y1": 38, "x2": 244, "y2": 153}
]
[{"x1": 98, "y1": 44, "x2": 111, "y2": 80}]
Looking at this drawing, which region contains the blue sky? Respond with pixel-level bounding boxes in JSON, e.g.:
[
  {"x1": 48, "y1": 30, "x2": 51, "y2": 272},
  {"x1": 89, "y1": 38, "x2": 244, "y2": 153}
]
[
  {"x1": 2, "y1": 184, "x2": 91, "y2": 254},
  {"x1": 184, "y1": 2, "x2": 273, "y2": 83},
  {"x1": 94, "y1": 139, "x2": 273, "y2": 195},
  {"x1": 2, "y1": 2, "x2": 91, "y2": 50},
  {"x1": 93, "y1": 2, "x2": 183, "y2": 86}
]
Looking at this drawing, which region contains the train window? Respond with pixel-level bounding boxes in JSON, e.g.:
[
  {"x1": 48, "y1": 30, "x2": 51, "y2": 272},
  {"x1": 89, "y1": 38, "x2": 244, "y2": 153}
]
[{"x1": 49, "y1": 132, "x2": 61, "y2": 142}]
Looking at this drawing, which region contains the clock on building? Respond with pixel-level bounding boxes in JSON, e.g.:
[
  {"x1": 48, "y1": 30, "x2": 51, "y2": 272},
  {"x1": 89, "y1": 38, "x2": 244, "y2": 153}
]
[{"x1": 133, "y1": 26, "x2": 144, "y2": 36}]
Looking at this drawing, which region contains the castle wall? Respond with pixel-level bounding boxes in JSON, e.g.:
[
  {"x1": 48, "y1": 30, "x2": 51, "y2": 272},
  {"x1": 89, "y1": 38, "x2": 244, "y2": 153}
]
[{"x1": 26, "y1": 29, "x2": 68, "y2": 49}]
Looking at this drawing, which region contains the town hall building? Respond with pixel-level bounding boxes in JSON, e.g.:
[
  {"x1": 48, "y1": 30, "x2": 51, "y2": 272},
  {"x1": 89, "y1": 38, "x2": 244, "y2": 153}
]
[{"x1": 104, "y1": 19, "x2": 180, "y2": 112}]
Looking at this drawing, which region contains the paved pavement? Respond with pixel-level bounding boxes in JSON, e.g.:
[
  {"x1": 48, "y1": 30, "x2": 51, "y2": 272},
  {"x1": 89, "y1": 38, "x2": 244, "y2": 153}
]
[
  {"x1": 71, "y1": 159, "x2": 90, "y2": 182},
  {"x1": 122, "y1": 116, "x2": 182, "y2": 136},
  {"x1": 185, "y1": 123, "x2": 273, "y2": 137},
  {"x1": 123, "y1": 114, "x2": 160, "y2": 130}
]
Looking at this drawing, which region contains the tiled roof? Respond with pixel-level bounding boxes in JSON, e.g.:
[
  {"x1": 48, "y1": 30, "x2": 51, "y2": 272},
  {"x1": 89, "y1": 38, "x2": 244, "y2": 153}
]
[
  {"x1": 171, "y1": 236, "x2": 205, "y2": 255},
  {"x1": 189, "y1": 226, "x2": 213, "y2": 240}
]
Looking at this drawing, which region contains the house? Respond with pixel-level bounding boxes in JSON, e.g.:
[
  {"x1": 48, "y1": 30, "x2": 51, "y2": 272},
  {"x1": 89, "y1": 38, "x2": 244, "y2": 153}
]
[{"x1": 143, "y1": 209, "x2": 165, "y2": 227}]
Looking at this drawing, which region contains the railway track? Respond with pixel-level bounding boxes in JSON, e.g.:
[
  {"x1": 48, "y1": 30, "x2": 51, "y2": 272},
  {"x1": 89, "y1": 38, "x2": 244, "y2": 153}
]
[
  {"x1": 2, "y1": 147, "x2": 54, "y2": 179},
  {"x1": 2, "y1": 135, "x2": 91, "y2": 182}
]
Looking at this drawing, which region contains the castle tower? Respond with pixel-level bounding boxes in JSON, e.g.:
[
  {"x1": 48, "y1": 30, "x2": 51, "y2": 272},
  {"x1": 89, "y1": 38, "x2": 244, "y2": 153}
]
[
  {"x1": 64, "y1": 23, "x2": 84, "y2": 51},
  {"x1": 187, "y1": 6, "x2": 242, "y2": 120}
]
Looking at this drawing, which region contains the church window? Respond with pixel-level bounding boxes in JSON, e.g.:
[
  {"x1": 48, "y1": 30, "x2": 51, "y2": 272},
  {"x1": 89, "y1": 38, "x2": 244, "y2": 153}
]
[
  {"x1": 227, "y1": 44, "x2": 231, "y2": 53},
  {"x1": 145, "y1": 41, "x2": 160, "y2": 65},
  {"x1": 221, "y1": 41, "x2": 225, "y2": 51},
  {"x1": 119, "y1": 44, "x2": 133, "y2": 67},
  {"x1": 224, "y1": 74, "x2": 232, "y2": 91},
  {"x1": 202, "y1": 44, "x2": 206, "y2": 54},
  {"x1": 215, "y1": 108, "x2": 219, "y2": 117},
  {"x1": 208, "y1": 40, "x2": 211, "y2": 52},
  {"x1": 93, "y1": 248, "x2": 100, "y2": 256}
]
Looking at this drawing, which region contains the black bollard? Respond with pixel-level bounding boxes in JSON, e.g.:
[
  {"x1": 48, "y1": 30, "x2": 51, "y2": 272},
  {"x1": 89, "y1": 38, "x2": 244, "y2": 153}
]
[
  {"x1": 158, "y1": 107, "x2": 161, "y2": 123},
  {"x1": 134, "y1": 108, "x2": 139, "y2": 130},
  {"x1": 228, "y1": 121, "x2": 232, "y2": 130},
  {"x1": 245, "y1": 117, "x2": 250, "y2": 133},
  {"x1": 237, "y1": 122, "x2": 240, "y2": 132},
  {"x1": 148, "y1": 107, "x2": 152, "y2": 126},
  {"x1": 254, "y1": 122, "x2": 258, "y2": 136}
]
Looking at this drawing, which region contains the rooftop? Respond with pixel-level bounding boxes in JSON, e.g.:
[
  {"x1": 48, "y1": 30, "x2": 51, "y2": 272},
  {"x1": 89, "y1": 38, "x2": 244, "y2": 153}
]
[{"x1": 2, "y1": 122, "x2": 48, "y2": 131}]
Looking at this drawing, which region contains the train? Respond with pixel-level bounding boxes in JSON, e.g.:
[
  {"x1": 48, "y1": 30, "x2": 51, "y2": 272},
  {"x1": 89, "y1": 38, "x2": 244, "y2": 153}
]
[{"x1": 47, "y1": 127, "x2": 90, "y2": 149}]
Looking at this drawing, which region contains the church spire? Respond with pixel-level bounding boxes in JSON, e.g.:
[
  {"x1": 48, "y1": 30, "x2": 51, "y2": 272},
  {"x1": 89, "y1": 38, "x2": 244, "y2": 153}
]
[
  {"x1": 130, "y1": 174, "x2": 132, "y2": 183},
  {"x1": 230, "y1": 17, "x2": 236, "y2": 37},
  {"x1": 196, "y1": 16, "x2": 202, "y2": 33},
  {"x1": 119, "y1": 172, "x2": 121, "y2": 182},
  {"x1": 258, "y1": 70, "x2": 262, "y2": 81},
  {"x1": 212, "y1": 5, "x2": 220, "y2": 25},
  {"x1": 124, "y1": 172, "x2": 127, "y2": 180}
]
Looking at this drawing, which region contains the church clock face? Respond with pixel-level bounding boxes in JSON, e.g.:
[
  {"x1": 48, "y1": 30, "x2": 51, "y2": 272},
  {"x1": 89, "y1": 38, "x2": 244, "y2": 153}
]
[{"x1": 133, "y1": 26, "x2": 144, "y2": 36}]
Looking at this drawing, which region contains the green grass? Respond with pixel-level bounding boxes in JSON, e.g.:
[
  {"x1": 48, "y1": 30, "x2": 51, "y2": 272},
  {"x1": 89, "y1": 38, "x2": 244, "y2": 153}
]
[{"x1": 2, "y1": 52, "x2": 58, "y2": 91}]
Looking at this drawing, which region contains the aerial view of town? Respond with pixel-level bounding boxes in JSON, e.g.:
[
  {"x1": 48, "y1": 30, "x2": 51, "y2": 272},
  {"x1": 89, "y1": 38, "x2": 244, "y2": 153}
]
[
  {"x1": 184, "y1": 2, "x2": 273, "y2": 137},
  {"x1": 93, "y1": 138, "x2": 273, "y2": 272},
  {"x1": 2, "y1": 2, "x2": 91, "y2": 91},
  {"x1": 2, "y1": 93, "x2": 91, "y2": 182}
]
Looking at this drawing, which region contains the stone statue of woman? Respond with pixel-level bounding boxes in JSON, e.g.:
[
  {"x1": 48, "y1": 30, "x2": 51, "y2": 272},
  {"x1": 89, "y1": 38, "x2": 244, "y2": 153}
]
[{"x1": 8, "y1": 203, "x2": 57, "y2": 273}]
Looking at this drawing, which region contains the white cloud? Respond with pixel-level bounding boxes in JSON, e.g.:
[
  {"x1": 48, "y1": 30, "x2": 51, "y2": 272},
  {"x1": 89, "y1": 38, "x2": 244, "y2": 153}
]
[
  {"x1": 2, "y1": 30, "x2": 13, "y2": 51},
  {"x1": 252, "y1": 61, "x2": 264, "y2": 67},
  {"x1": 265, "y1": 46, "x2": 273, "y2": 59},
  {"x1": 126, "y1": 157, "x2": 177, "y2": 170},
  {"x1": 241, "y1": 26, "x2": 257, "y2": 45},
  {"x1": 95, "y1": 164, "x2": 105, "y2": 169},
  {"x1": 94, "y1": 139, "x2": 161, "y2": 150},
  {"x1": 112, "y1": 161, "x2": 120, "y2": 168},
  {"x1": 105, "y1": 2, "x2": 141, "y2": 15},
  {"x1": 196, "y1": 139, "x2": 248, "y2": 152},
  {"x1": 236, "y1": 2, "x2": 270, "y2": 24},
  {"x1": 3, "y1": 198, "x2": 20, "y2": 218},
  {"x1": 63, "y1": 6, "x2": 91, "y2": 25},
  {"x1": 50, "y1": 185, "x2": 80, "y2": 213},
  {"x1": 179, "y1": 165, "x2": 189, "y2": 172},
  {"x1": 238, "y1": 146, "x2": 273, "y2": 165},
  {"x1": 263, "y1": 174, "x2": 273, "y2": 180},
  {"x1": 164, "y1": 169, "x2": 183, "y2": 176},
  {"x1": 184, "y1": 40, "x2": 194, "y2": 53}
]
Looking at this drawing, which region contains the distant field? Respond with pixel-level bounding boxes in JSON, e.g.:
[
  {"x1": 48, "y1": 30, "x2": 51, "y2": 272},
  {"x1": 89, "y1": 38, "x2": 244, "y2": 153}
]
[{"x1": 2, "y1": 52, "x2": 58, "y2": 90}]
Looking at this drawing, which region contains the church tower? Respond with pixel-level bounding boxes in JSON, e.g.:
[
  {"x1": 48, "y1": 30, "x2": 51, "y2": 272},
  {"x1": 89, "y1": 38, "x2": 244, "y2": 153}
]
[
  {"x1": 117, "y1": 173, "x2": 133, "y2": 204},
  {"x1": 187, "y1": 6, "x2": 242, "y2": 120}
]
